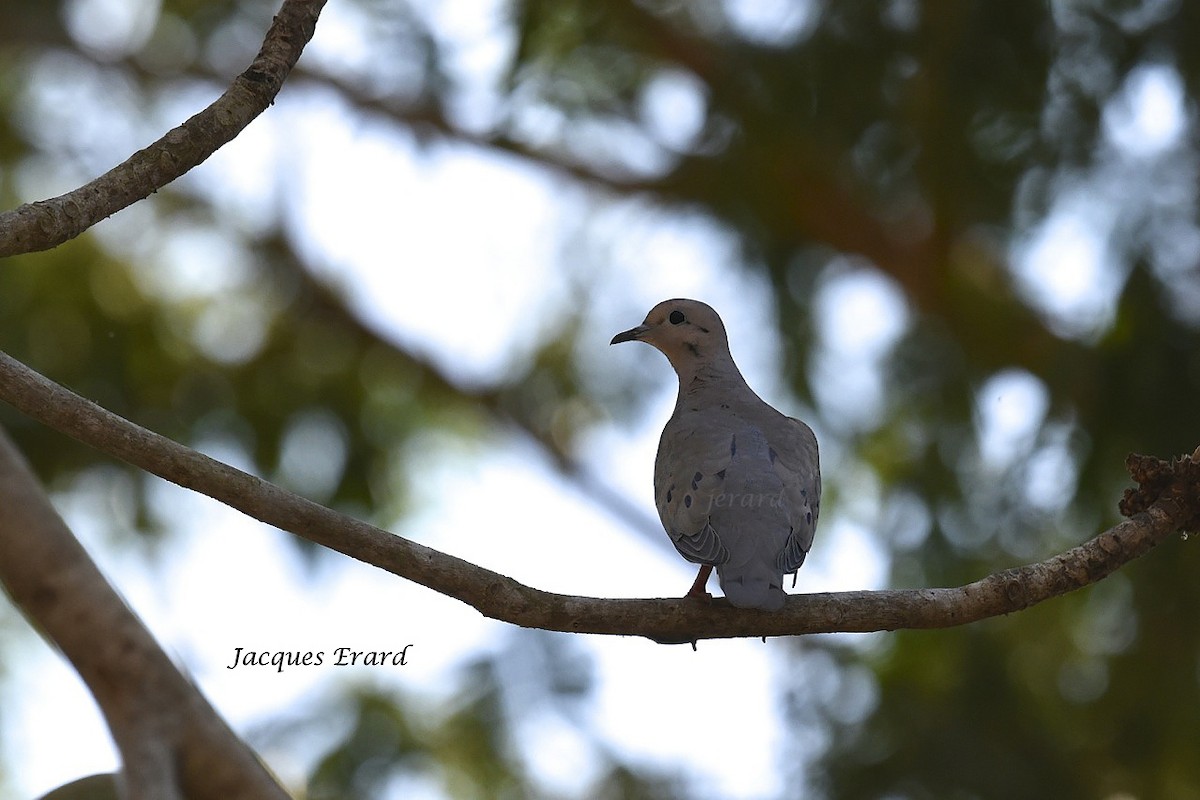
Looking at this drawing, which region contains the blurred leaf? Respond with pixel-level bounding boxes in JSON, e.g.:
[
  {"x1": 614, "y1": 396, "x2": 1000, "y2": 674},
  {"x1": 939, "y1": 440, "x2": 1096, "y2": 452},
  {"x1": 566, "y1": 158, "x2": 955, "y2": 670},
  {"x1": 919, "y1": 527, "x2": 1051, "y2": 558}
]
[{"x1": 5, "y1": 0, "x2": 1200, "y2": 797}]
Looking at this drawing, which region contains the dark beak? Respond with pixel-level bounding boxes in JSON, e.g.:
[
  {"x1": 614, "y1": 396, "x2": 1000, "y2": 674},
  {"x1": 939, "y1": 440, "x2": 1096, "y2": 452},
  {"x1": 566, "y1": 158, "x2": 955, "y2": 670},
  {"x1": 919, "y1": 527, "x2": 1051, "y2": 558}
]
[{"x1": 610, "y1": 325, "x2": 650, "y2": 345}]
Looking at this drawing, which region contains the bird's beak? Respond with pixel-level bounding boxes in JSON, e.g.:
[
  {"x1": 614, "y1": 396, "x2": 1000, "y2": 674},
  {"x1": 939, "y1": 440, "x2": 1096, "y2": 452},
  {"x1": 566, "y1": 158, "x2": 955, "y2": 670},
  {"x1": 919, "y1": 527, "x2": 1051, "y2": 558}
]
[{"x1": 610, "y1": 324, "x2": 651, "y2": 345}]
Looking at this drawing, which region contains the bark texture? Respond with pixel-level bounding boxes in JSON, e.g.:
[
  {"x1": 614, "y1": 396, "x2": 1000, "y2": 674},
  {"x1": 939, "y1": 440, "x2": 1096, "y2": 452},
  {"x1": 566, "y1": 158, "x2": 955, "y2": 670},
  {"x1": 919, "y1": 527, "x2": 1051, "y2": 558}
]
[{"x1": 2, "y1": 348, "x2": 1195, "y2": 644}]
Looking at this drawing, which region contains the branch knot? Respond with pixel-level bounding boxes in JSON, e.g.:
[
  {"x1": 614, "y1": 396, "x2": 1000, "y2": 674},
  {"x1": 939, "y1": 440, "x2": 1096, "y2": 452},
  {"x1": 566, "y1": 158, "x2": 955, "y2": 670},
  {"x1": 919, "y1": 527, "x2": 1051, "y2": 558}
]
[{"x1": 1119, "y1": 448, "x2": 1200, "y2": 532}]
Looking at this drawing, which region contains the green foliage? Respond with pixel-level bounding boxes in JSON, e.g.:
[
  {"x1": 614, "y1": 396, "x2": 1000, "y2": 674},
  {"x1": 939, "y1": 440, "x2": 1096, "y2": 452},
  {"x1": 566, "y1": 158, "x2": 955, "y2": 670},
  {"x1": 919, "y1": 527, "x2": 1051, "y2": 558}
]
[
  {"x1": 4, "y1": 0, "x2": 1200, "y2": 797},
  {"x1": 283, "y1": 632, "x2": 680, "y2": 798}
]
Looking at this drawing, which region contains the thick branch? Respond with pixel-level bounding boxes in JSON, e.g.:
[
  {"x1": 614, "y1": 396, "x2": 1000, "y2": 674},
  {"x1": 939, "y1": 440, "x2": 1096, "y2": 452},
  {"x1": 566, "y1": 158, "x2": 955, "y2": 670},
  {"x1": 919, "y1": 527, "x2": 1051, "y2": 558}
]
[
  {"x1": 0, "y1": 427, "x2": 289, "y2": 800},
  {"x1": 0, "y1": 348, "x2": 1193, "y2": 644},
  {"x1": 0, "y1": 0, "x2": 327, "y2": 258}
]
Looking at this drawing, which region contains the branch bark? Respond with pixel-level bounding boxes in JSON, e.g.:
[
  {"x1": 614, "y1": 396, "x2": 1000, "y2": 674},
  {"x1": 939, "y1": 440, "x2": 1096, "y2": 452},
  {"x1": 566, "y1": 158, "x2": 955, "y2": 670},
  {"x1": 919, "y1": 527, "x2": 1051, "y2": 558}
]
[
  {"x1": 0, "y1": 0, "x2": 327, "y2": 258},
  {"x1": 2, "y1": 348, "x2": 1196, "y2": 645},
  {"x1": 0, "y1": 426, "x2": 289, "y2": 800}
]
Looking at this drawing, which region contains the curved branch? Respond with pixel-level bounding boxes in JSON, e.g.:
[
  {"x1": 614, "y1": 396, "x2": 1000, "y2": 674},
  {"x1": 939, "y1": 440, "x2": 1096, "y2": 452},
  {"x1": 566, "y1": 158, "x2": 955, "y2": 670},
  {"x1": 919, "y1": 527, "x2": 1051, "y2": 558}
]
[
  {"x1": 0, "y1": 348, "x2": 1194, "y2": 644},
  {"x1": 0, "y1": 0, "x2": 327, "y2": 259},
  {"x1": 0, "y1": 427, "x2": 288, "y2": 799}
]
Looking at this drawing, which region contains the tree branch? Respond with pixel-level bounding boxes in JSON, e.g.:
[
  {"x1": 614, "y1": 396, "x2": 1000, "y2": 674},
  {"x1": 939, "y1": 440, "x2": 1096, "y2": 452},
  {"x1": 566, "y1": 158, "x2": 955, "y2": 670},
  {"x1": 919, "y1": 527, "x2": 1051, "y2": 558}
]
[
  {"x1": 0, "y1": 0, "x2": 327, "y2": 259},
  {"x1": 0, "y1": 348, "x2": 1195, "y2": 644},
  {"x1": 0, "y1": 427, "x2": 289, "y2": 800}
]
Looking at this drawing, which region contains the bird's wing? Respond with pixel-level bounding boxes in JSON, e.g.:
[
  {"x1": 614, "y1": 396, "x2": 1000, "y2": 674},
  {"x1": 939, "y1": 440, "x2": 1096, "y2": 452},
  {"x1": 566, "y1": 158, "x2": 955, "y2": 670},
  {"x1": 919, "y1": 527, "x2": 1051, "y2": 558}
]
[
  {"x1": 770, "y1": 415, "x2": 821, "y2": 573},
  {"x1": 654, "y1": 417, "x2": 734, "y2": 565}
]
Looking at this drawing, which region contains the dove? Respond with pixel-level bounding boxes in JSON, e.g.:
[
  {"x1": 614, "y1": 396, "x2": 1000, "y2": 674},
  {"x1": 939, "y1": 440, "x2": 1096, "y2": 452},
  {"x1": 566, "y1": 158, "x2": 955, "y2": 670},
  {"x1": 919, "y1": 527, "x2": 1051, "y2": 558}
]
[{"x1": 611, "y1": 299, "x2": 820, "y2": 611}]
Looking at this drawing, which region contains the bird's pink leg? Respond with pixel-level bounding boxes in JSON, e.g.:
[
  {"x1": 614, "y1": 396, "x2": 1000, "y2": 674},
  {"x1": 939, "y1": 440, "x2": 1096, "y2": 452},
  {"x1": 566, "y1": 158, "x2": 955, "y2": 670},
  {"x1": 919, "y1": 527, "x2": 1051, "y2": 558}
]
[{"x1": 686, "y1": 564, "x2": 714, "y2": 599}]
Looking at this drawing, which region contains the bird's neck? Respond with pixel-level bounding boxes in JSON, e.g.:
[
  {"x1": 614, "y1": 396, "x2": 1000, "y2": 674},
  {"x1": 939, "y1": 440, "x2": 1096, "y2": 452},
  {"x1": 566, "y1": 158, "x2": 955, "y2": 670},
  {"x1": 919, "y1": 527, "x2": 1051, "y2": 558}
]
[{"x1": 672, "y1": 350, "x2": 750, "y2": 401}]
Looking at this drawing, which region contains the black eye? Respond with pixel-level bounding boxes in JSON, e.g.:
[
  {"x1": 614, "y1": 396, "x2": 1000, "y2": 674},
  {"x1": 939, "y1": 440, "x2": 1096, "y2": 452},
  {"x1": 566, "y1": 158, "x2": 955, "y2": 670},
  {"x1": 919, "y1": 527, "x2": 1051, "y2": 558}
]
[{"x1": 669, "y1": 310, "x2": 685, "y2": 325}]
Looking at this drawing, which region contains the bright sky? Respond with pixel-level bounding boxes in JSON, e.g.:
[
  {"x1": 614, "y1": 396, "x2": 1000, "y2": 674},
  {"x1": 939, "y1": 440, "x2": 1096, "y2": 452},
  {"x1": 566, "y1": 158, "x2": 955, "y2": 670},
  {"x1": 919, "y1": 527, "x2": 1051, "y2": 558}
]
[
  {"x1": 4, "y1": 91, "x2": 890, "y2": 800},
  {"x1": 5, "y1": 1, "x2": 1190, "y2": 798}
]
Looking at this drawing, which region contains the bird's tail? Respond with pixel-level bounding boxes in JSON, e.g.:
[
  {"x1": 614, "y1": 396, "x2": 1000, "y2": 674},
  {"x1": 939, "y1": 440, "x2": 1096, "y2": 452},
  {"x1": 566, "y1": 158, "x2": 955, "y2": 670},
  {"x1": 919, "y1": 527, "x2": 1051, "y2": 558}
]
[{"x1": 719, "y1": 572, "x2": 786, "y2": 611}]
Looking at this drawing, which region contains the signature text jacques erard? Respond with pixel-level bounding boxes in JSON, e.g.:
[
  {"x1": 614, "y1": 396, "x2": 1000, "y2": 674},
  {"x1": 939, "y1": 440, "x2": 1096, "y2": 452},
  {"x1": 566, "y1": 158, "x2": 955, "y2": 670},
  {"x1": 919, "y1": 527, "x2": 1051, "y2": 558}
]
[{"x1": 226, "y1": 645, "x2": 414, "y2": 672}]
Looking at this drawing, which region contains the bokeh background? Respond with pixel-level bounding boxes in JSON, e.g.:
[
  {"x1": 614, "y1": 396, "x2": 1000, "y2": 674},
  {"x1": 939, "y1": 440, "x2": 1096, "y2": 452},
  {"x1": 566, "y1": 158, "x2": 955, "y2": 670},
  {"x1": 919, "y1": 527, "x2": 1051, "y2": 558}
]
[{"x1": 3, "y1": 0, "x2": 1200, "y2": 798}]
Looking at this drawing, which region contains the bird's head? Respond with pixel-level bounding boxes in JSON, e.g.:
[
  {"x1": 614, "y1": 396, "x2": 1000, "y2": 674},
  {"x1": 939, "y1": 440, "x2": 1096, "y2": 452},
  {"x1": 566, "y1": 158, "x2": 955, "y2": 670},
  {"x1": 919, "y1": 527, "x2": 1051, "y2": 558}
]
[{"x1": 610, "y1": 298, "x2": 733, "y2": 376}]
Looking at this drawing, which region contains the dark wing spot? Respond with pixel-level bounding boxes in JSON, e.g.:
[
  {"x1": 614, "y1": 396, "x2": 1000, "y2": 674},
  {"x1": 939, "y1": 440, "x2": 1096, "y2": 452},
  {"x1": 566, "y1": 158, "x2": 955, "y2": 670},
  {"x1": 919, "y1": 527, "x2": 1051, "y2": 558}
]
[
  {"x1": 666, "y1": 486, "x2": 674, "y2": 503},
  {"x1": 716, "y1": 469, "x2": 726, "y2": 480},
  {"x1": 768, "y1": 447, "x2": 778, "y2": 464},
  {"x1": 684, "y1": 494, "x2": 692, "y2": 508},
  {"x1": 691, "y1": 471, "x2": 703, "y2": 489},
  {"x1": 806, "y1": 511, "x2": 813, "y2": 525},
  {"x1": 730, "y1": 435, "x2": 737, "y2": 456}
]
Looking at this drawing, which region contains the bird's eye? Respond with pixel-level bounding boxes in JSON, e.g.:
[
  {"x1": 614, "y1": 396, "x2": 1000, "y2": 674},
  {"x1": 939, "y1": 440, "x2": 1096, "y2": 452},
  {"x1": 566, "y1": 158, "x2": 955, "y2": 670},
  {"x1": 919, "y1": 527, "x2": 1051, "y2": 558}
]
[{"x1": 669, "y1": 310, "x2": 685, "y2": 325}]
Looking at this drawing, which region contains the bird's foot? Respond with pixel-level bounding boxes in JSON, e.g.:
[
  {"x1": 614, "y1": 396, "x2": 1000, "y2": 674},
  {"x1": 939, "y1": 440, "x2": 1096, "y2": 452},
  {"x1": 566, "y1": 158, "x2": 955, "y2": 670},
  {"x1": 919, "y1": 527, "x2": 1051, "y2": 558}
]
[{"x1": 685, "y1": 564, "x2": 714, "y2": 601}]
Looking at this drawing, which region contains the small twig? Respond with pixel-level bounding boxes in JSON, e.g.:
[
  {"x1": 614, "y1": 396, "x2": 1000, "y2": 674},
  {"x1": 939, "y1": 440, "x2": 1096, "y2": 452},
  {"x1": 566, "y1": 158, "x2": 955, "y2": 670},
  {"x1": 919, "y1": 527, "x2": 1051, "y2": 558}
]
[
  {"x1": 0, "y1": 348, "x2": 1194, "y2": 643},
  {"x1": 1119, "y1": 448, "x2": 1200, "y2": 531}
]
